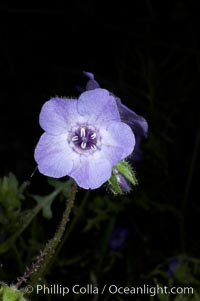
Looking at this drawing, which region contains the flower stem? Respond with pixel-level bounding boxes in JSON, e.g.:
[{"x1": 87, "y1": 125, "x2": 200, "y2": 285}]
[
  {"x1": 46, "y1": 190, "x2": 90, "y2": 272},
  {"x1": 55, "y1": 190, "x2": 90, "y2": 254},
  {"x1": 16, "y1": 180, "x2": 77, "y2": 289}
]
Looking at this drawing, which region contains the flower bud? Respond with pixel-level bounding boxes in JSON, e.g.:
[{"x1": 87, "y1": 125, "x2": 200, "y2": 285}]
[{"x1": 108, "y1": 160, "x2": 137, "y2": 195}]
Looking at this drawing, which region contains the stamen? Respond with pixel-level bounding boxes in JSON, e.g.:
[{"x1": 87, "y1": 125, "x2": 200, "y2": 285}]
[
  {"x1": 80, "y1": 127, "x2": 86, "y2": 138},
  {"x1": 71, "y1": 126, "x2": 98, "y2": 152},
  {"x1": 90, "y1": 133, "x2": 96, "y2": 139},
  {"x1": 81, "y1": 142, "x2": 87, "y2": 149},
  {"x1": 71, "y1": 136, "x2": 79, "y2": 141}
]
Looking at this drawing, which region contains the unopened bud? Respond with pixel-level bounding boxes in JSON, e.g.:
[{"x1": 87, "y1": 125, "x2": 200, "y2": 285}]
[{"x1": 108, "y1": 160, "x2": 137, "y2": 195}]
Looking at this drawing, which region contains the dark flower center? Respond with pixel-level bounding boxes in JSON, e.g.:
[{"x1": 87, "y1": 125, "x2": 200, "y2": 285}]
[{"x1": 71, "y1": 126, "x2": 97, "y2": 151}]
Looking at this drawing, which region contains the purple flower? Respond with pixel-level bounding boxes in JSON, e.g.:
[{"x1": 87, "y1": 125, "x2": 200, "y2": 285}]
[
  {"x1": 167, "y1": 258, "x2": 180, "y2": 277},
  {"x1": 83, "y1": 71, "x2": 100, "y2": 91},
  {"x1": 113, "y1": 168, "x2": 132, "y2": 193},
  {"x1": 115, "y1": 97, "x2": 148, "y2": 162},
  {"x1": 109, "y1": 227, "x2": 129, "y2": 250},
  {"x1": 34, "y1": 89, "x2": 135, "y2": 189},
  {"x1": 83, "y1": 72, "x2": 148, "y2": 162}
]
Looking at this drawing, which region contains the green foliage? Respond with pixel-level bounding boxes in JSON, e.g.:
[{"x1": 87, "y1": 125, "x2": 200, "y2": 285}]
[
  {"x1": 0, "y1": 173, "x2": 28, "y2": 232},
  {"x1": 0, "y1": 283, "x2": 27, "y2": 301},
  {"x1": 148, "y1": 255, "x2": 200, "y2": 300},
  {"x1": 31, "y1": 178, "x2": 72, "y2": 219},
  {"x1": 0, "y1": 176, "x2": 72, "y2": 254},
  {"x1": 47, "y1": 178, "x2": 74, "y2": 199},
  {"x1": 83, "y1": 195, "x2": 130, "y2": 232}
]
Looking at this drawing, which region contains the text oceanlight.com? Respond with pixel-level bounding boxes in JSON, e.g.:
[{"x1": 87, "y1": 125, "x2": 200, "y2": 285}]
[{"x1": 32, "y1": 284, "x2": 194, "y2": 297}]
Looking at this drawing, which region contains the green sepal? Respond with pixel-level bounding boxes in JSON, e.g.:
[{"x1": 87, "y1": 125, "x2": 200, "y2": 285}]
[
  {"x1": 108, "y1": 169, "x2": 122, "y2": 195},
  {"x1": 115, "y1": 160, "x2": 138, "y2": 186},
  {"x1": 107, "y1": 160, "x2": 137, "y2": 195}
]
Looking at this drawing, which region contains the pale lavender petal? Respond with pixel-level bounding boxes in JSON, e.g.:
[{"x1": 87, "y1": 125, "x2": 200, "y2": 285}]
[
  {"x1": 39, "y1": 98, "x2": 84, "y2": 135},
  {"x1": 34, "y1": 133, "x2": 78, "y2": 178},
  {"x1": 83, "y1": 72, "x2": 148, "y2": 138},
  {"x1": 83, "y1": 71, "x2": 100, "y2": 90},
  {"x1": 75, "y1": 85, "x2": 85, "y2": 93},
  {"x1": 69, "y1": 157, "x2": 112, "y2": 189},
  {"x1": 116, "y1": 173, "x2": 132, "y2": 193},
  {"x1": 115, "y1": 97, "x2": 148, "y2": 162},
  {"x1": 99, "y1": 121, "x2": 135, "y2": 165},
  {"x1": 116, "y1": 97, "x2": 148, "y2": 138},
  {"x1": 83, "y1": 71, "x2": 95, "y2": 80},
  {"x1": 78, "y1": 88, "x2": 120, "y2": 124},
  {"x1": 131, "y1": 136, "x2": 144, "y2": 162}
]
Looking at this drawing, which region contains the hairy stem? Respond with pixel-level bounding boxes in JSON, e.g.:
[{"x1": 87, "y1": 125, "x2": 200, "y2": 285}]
[
  {"x1": 15, "y1": 181, "x2": 77, "y2": 289},
  {"x1": 46, "y1": 190, "x2": 90, "y2": 273},
  {"x1": 55, "y1": 190, "x2": 90, "y2": 255}
]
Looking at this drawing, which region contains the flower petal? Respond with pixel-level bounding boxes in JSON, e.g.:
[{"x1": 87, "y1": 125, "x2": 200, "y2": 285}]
[
  {"x1": 39, "y1": 98, "x2": 83, "y2": 135},
  {"x1": 69, "y1": 157, "x2": 112, "y2": 189},
  {"x1": 116, "y1": 97, "x2": 148, "y2": 138},
  {"x1": 77, "y1": 88, "x2": 120, "y2": 125},
  {"x1": 34, "y1": 133, "x2": 78, "y2": 178},
  {"x1": 115, "y1": 98, "x2": 148, "y2": 162},
  {"x1": 83, "y1": 71, "x2": 100, "y2": 90},
  {"x1": 99, "y1": 121, "x2": 135, "y2": 165}
]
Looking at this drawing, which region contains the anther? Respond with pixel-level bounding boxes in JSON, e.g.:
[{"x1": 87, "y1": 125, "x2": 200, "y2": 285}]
[
  {"x1": 81, "y1": 142, "x2": 87, "y2": 149},
  {"x1": 80, "y1": 127, "x2": 86, "y2": 137},
  {"x1": 90, "y1": 133, "x2": 96, "y2": 139},
  {"x1": 71, "y1": 135, "x2": 79, "y2": 142},
  {"x1": 71, "y1": 126, "x2": 98, "y2": 152}
]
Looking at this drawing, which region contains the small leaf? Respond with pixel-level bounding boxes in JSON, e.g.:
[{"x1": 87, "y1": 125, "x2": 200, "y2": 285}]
[
  {"x1": 32, "y1": 195, "x2": 53, "y2": 219},
  {"x1": 32, "y1": 178, "x2": 73, "y2": 219}
]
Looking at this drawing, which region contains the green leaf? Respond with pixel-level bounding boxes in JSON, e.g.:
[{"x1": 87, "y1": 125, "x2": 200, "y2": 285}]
[
  {"x1": 83, "y1": 196, "x2": 130, "y2": 232},
  {"x1": 48, "y1": 177, "x2": 74, "y2": 198},
  {"x1": 32, "y1": 195, "x2": 54, "y2": 219},
  {"x1": 0, "y1": 177, "x2": 72, "y2": 254},
  {"x1": 33, "y1": 178, "x2": 73, "y2": 219},
  {"x1": 0, "y1": 183, "x2": 64, "y2": 254}
]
